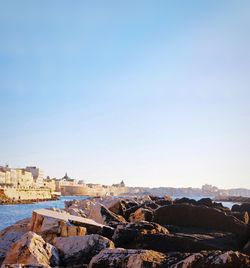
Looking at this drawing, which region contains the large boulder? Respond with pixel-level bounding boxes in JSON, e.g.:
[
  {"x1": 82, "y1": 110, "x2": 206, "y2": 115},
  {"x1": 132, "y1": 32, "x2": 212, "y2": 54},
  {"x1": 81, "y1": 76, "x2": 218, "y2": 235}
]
[
  {"x1": 154, "y1": 204, "x2": 250, "y2": 241},
  {"x1": 174, "y1": 197, "x2": 197, "y2": 205},
  {"x1": 30, "y1": 209, "x2": 103, "y2": 242},
  {"x1": 127, "y1": 232, "x2": 240, "y2": 253},
  {"x1": 108, "y1": 199, "x2": 127, "y2": 216},
  {"x1": 112, "y1": 221, "x2": 169, "y2": 247},
  {"x1": 0, "y1": 218, "x2": 30, "y2": 265},
  {"x1": 113, "y1": 220, "x2": 240, "y2": 252},
  {"x1": 123, "y1": 199, "x2": 154, "y2": 221},
  {"x1": 65, "y1": 197, "x2": 127, "y2": 222},
  {"x1": 232, "y1": 203, "x2": 250, "y2": 214},
  {"x1": 100, "y1": 205, "x2": 127, "y2": 227},
  {"x1": 89, "y1": 248, "x2": 167, "y2": 268},
  {"x1": 53, "y1": 234, "x2": 114, "y2": 266},
  {"x1": 2, "y1": 231, "x2": 59, "y2": 267}
]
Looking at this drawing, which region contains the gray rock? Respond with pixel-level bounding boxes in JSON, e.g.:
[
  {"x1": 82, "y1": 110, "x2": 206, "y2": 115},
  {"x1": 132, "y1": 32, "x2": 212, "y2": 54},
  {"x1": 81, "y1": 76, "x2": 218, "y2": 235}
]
[
  {"x1": 89, "y1": 248, "x2": 167, "y2": 268},
  {"x1": 30, "y1": 209, "x2": 102, "y2": 242},
  {"x1": 2, "y1": 231, "x2": 59, "y2": 267},
  {"x1": 0, "y1": 218, "x2": 30, "y2": 266},
  {"x1": 53, "y1": 234, "x2": 114, "y2": 266}
]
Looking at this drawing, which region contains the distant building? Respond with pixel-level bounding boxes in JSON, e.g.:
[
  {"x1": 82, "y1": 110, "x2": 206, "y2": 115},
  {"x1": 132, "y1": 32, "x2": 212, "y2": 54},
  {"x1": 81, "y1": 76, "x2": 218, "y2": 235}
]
[
  {"x1": 201, "y1": 184, "x2": 218, "y2": 194},
  {"x1": 55, "y1": 173, "x2": 77, "y2": 191},
  {"x1": 25, "y1": 166, "x2": 44, "y2": 188},
  {"x1": 43, "y1": 178, "x2": 56, "y2": 192},
  {"x1": 15, "y1": 168, "x2": 33, "y2": 188},
  {"x1": 0, "y1": 165, "x2": 18, "y2": 186},
  {"x1": 112, "y1": 180, "x2": 125, "y2": 188},
  {"x1": 0, "y1": 166, "x2": 11, "y2": 185}
]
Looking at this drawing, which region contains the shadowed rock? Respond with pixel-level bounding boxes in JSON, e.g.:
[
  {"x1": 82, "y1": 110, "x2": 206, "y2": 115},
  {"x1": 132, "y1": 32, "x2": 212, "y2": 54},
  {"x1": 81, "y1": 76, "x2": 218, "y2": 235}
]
[
  {"x1": 242, "y1": 239, "x2": 250, "y2": 256},
  {"x1": 100, "y1": 205, "x2": 127, "y2": 227},
  {"x1": 129, "y1": 208, "x2": 153, "y2": 223},
  {"x1": 112, "y1": 221, "x2": 169, "y2": 247},
  {"x1": 128, "y1": 232, "x2": 241, "y2": 253},
  {"x1": 230, "y1": 211, "x2": 249, "y2": 224},
  {"x1": 154, "y1": 204, "x2": 250, "y2": 242},
  {"x1": 174, "y1": 197, "x2": 197, "y2": 205},
  {"x1": 232, "y1": 203, "x2": 250, "y2": 215}
]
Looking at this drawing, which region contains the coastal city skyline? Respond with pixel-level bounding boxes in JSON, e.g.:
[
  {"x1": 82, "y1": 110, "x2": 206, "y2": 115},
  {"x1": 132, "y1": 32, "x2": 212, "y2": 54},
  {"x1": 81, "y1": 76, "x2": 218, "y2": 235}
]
[
  {"x1": 1, "y1": 163, "x2": 250, "y2": 194},
  {"x1": 1, "y1": 164, "x2": 250, "y2": 199},
  {"x1": 1, "y1": 1, "x2": 250, "y2": 189}
]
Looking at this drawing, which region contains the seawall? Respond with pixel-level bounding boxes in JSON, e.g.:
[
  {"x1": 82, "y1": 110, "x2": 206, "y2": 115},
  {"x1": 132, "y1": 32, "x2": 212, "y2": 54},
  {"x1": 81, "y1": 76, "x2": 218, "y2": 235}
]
[
  {"x1": 0, "y1": 188, "x2": 53, "y2": 203},
  {"x1": 60, "y1": 185, "x2": 129, "y2": 196}
]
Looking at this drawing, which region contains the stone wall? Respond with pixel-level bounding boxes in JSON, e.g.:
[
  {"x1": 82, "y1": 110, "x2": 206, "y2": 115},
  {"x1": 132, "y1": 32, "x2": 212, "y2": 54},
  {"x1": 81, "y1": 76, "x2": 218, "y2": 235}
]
[
  {"x1": 60, "y1": 185, "x2": 89, "y2": 196},
  {"x1": 2, "y1": 188, "x2": 52, "y2": 201},
  {"x1": 60, "y1": 184, "x2": 129, "y2": 197}
]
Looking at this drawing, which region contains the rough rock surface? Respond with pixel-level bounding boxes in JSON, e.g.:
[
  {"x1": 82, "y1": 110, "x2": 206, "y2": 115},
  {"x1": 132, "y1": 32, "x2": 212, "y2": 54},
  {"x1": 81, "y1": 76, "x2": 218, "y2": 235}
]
[
  {"x1": 129, "y1": 208, "x2": 153, "y2": 223},
  {"x1": 100, "y1": 205, "x2": 127, "y2": 227},
  {"x1": 232, "y1": 203, "x2": 250, "y2": 214},
  {"x1": 174, "y1": 197, "x2": 197, "y2": 205},
  {"x1": 125, "y1": 232, "x2": 240, "y2": 253},
  {"x1": 0, "y1": 218, "x2": 30, "y2": 265},
  {"x1": 169, "y1": 250, "x2": 250, "y2": 268},
  {"x1": 65, "y1": 197, "x2": 125, "y2": 224},
  {"x1": 242, "y1": 239, "x2": 250, "y2": 256},
  {"x1": 2, "y1": 231, "x2": 59, "y2": 267},
  {"x1": 53, "y1": 234, "x2": 114, "y2": 266},
  {"x1": 173, "y1": 198, "x2": 228, "y2": 212},
  {"x1": 154, "y1": 204, "x2": 249, "y2": 240},
  {"x1": 66, "y1": 207, "x2": 87, "y2": 218},
  {"x1": 230, "y1": 211, "x2": 249, "y2": 224},
  {"x1": 89, "y1": 248, "x2": 167, "y2": 268},
  {"x1": 112, "y1": 221, "x2": 169, "y2": 247},
  {"x1": 30, "y1": 209, "x2": 102, "y2": 242}
]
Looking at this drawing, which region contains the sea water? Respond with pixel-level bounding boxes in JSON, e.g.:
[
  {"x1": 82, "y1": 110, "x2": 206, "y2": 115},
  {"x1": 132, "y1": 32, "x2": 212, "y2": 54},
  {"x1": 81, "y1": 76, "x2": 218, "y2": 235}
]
[{"x1": 0, "y1": 196, "x2": 88, "y2": 231}]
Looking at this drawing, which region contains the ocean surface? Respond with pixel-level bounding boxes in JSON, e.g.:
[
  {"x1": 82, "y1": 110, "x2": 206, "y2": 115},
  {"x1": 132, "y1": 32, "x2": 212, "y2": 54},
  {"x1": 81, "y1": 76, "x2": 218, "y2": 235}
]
[
  {"x1": 0, "y1": 196, "x2": 88, "y2": 231},
  {"x1": 0, "y1": 195, "x2": 237, "y2": 231}
]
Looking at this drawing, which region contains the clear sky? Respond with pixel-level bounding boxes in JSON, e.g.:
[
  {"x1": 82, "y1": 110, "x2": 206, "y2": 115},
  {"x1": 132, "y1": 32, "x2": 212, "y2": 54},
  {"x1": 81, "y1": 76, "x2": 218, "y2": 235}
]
[{"x1": 0, "y1": 1, "x2": 250, "y2": 189}]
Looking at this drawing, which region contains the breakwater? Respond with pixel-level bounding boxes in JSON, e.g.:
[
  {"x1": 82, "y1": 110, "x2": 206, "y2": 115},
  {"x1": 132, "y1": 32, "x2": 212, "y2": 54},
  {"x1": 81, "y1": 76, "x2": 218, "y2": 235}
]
[{"x1": 0, "y1": 195, "x2": 250, "y2": 267}]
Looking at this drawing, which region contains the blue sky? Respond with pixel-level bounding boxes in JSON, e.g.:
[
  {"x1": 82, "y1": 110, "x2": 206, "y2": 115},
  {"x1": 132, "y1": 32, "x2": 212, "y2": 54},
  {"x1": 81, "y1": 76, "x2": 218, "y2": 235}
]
[{"x1": 0, "y1": 1, "x2": 250, "y2": 188}]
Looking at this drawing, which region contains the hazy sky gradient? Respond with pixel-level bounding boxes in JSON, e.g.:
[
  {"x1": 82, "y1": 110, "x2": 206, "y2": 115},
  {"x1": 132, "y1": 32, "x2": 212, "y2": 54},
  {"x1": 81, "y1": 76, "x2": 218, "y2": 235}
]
[{"x1": 1, "y1": 1, "x2": 250, "y2": 188}]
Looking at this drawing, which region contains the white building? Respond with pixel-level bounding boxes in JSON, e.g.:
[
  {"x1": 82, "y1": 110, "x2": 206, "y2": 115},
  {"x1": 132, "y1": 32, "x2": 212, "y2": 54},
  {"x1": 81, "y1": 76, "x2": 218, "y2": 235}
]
[{"x1": 26, "y1": 166, "x2": 44, "y2": 188}]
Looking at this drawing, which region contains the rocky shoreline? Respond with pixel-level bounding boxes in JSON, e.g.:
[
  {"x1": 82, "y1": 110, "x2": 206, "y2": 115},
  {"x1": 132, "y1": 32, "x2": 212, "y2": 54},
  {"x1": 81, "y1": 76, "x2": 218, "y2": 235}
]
[{"x1": 0, "y1": 195, "x2": 250, "y2": 267}]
